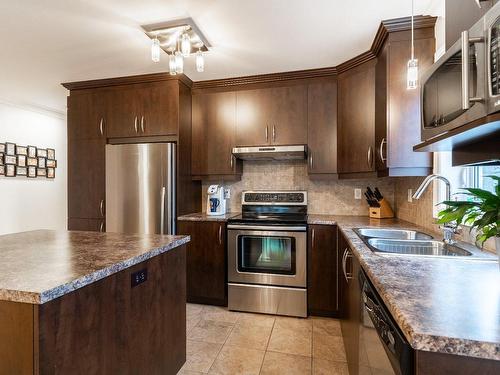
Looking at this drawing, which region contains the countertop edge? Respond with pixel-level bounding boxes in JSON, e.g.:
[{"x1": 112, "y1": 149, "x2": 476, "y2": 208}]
[
  {"x1": 4, "y1": 235, "x2": 190, "y2": 305},
  {"x1": 177, "y1": 212, "x2": 241, "y2": 222},
  {"x1": 337, "y1": 223, "x2": 500, "y2": 361}
]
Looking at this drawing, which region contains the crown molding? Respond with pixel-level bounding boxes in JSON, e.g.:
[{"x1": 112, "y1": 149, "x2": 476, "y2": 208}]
[
  {"x1": 62, "y1": 72, "x2": 193, "y2": 91},
  {"x1": 0, "y1": 98, "x2": 66, "y2": 119},
  {"x1": 62, "y1": 15, "x2": 436, "y2": 92}
]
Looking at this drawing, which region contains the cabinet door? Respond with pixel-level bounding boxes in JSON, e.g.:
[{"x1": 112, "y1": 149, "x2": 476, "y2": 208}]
[
  {"x1": 68, "y1": 139, "x2": 105, "y2": 219},
  {"x1": 67, "y1": 92, "x2": 107, "y2": 141},
  {"x1": 270, "y1": 85, "x2": 307, "y2": 145},
  {"x1": 192, "y1": 91, "x2": 239, "y2": 176},
  {"x1": 308, "y1": 80, "x2": 338, "y2": 174},
  {"x1": 338, "y1": 61, "x2": 376, "y2": 175},
  {"x1": 307, "y1": 225, "x2": 340, "y2": 316},
  {"x1": 178, "y1": 221, "x2": 227, "y2": 305},
  {"x1": 236, "y1": 89, "x2": 272, "y2": 146},
  {"x1": 105, "y1": 87, "x2": 141, "y2": 138},
  {"x1": 68, "y1": 218, "x2": 106, "y2": 232},
  {"x1": 140, "y1": 81, "x2": 179, "y2": 137}
]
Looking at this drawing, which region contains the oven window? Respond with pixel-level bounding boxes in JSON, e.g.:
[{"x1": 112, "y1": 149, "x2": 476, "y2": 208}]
[{"x1": 237, "y1": 235, "x2": 295, "y2": 275}]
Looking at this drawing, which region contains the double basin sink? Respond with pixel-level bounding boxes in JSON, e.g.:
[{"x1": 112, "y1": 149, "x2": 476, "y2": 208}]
[{"x1": 354, "y1": 228, "x2": 474, "y2": 257}]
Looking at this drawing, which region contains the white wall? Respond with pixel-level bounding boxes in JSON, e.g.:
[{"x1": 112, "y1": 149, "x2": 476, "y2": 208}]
[{"x1": 0, "y1": 101, "x2": 67, "y2": 235}]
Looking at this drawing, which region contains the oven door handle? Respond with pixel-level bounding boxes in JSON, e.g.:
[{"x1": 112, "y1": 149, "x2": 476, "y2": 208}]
[{"x1": 227, "y1": 224, "x2": 307, "y2": 231}]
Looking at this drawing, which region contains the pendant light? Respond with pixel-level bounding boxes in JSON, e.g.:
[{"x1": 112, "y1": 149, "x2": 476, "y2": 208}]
[
  {"x1": 169, "y1": 53, "x2": 177, "y2": 75},
  {"x1": 407, "y1": 0, "x2": 418, "y2": 89},
  {"x1": 196, "y1": 49, "x2": 205, "y2": 72},
  {"x1": 151, "y1": 36, "x2": 161, "y2": 63},
  {"x1": 181, "y1": 32, "x2": 191, "y2": 57},
  {"x1": 175, "y1": 51, "x2": 184, "y2": 74}
]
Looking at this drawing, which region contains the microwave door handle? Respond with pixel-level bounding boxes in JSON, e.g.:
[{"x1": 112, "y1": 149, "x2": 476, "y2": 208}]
[{"x1": 461, "y1": 30, "x2": 485, "y2": 110}]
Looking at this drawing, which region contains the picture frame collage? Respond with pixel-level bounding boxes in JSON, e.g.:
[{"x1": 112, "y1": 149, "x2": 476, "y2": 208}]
[{"x1": 0, "y1": 142, "x2": 57, "y2": 179}]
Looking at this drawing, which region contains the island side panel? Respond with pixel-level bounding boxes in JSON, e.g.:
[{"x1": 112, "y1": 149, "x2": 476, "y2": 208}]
[
  {"x1": 37, "y1": 245, "x2": 187, "y2": 375},
  {"x1": 0, "y1": 300, "x2": 34, "y2": 375},
  {"x1": 415, "y1": 350, "x2": 500, "y2": 375}
]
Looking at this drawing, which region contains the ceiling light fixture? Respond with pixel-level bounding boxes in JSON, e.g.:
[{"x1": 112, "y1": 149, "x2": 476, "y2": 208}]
[
  {"x1": 142, "y1": 18, "x2": 211, "y2": 75},
  {"x1": 407, "y1": 0, "x2": 418, "y2": 90}
]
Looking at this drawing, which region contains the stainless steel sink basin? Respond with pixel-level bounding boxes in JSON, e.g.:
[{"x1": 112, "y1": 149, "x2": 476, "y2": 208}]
[
  {"x1": 367, "y1": 238, "x2": 473, "y2": 257},
  {"x1": 355, "y1": 228, "x2": 433, "y2": 240}
]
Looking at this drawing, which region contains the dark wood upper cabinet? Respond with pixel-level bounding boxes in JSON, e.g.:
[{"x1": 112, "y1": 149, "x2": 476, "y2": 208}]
[
  {"x1": 178, "y1": 220, "x2": 227, "y2": 306},
  {"x1": 192, "y1": 91, "x2": 241, "y2": 178},
  {"x1": 307, "y1": 79, "x2": 338, "y2": 176},
  {"x1": 308, "y1": 225, "x2": 341, "y2": 317},
  {"x1": 236, "y1": 85, "x2": 307, "y2": 147},
  {"x1": 67, "y1": 92, "x2": 107, "y2": 141},
  {"x1": 338, "y1": 60, "x2": 376, "y2": 177},
  {"x1": 375, "y1": 27, "x2": 434, "y2": 176},
  {"x1": 106, "y1": 81, "x2": 179, "y2": 139}
]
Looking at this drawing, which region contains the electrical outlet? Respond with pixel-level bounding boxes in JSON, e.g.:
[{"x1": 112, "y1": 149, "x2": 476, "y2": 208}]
[
  {"x1": 131, "y1": 268, "x2": 148, "y2": 287},
  {"x1": 408, "y1": 189, "x2": 413, "y2": 203},
  {"x1": 224, "y1": 188, "x2": 231, "y2": 199},
  {"x1": 354, "y1": 188, "x2": 362, "y2": 200}
]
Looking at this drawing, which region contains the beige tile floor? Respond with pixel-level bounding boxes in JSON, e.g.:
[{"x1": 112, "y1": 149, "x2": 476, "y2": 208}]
[{"x1": 178, "y1": 304, "x2": 349, "y2": 375}]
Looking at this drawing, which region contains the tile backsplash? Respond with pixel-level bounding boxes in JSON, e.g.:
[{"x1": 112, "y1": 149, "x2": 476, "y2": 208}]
[{"x1": 201, "y1": 160, "x2": 395, "y2": 215}]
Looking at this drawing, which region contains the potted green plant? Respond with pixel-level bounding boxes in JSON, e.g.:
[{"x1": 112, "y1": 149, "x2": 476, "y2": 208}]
[{"x1": 437, "y1": 175, "x2": 500, "y2": 264}]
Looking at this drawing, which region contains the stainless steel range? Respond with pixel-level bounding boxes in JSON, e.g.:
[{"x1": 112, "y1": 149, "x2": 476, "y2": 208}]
[{"x1": 227, "y1": 191, "x2": 307, "y2": 317}]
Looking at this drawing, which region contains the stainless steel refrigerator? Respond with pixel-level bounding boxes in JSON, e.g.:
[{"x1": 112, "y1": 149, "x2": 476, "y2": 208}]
[{"x1": 105, "y1": 143, "x2": 176, "y2": 235}]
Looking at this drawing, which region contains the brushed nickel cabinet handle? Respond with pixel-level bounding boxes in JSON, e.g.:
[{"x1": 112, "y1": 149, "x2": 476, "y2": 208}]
[
  {"x1": 272, "y1": 125, "x2": 276, "y2": 142},
  {"x1": 309, "y1": 153, "x2": 313, "y2": 170},
  {"x1": 265, "y1": 126, "x2": 269, "y2": 142},
  {"x1": 140, "y1": 115, "x2": 145, "y2": 133},
  {"x1": 218, "y1": 225, "x2": 222, "y2": 245},
  {"x1": 311, "y1": 228, "x2": 315, "y2": 248},
  {"x1": 99, "y1": 118, "x2": 104, "y2": 137},
  {"x1": 99, "y1": 221, "x2": 105, "y2": 232},
  {"x1": 134, "y1": 116, "x2": 138, "y2": 133},
  {"x1": 230, "y1": 154, "x2": 234, "y2": 169},
  {"x1": 342, "y1": 249, "x2": 348, "y2": 282},
  {"x1": 367, "y1": 146, "x2": 373, "y2": 169},
  {"x1": 99, "y1": 199, "x2": 105, "y2": 217},
  {"x1": 379, "y1": 138, "x2": 387, "y2": 164}
]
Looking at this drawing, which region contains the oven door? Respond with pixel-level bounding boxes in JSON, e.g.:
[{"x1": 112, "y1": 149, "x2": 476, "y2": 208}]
[
  {"x1": 420, "y1": 19, "x2": 486, "y2": 141},
  {"x1": 227, "y1": 224, "x2": 307, "y2": 288}
]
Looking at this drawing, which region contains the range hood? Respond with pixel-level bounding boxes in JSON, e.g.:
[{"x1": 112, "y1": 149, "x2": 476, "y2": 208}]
[{"x1": 232, "y1": 145, "x2": 307, "y2": 161}]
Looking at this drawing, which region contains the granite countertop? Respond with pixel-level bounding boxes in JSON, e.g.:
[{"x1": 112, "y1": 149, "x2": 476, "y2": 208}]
[
  {"x1": 178, "y1": 212, "x2": 241, "y2": 222},
  {"x1": 321, "y1": 216, "x2": 499, "y2": 361},
  {"x1": 0, "y1": 230, "x2": 190, "y2": 305}
]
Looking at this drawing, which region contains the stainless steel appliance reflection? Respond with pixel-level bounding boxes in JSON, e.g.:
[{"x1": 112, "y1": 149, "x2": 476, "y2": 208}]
[
  {"x1": 105, "y1": 143, "x2": 176, "y2": 235},
  {"x1": 227, "y1": 191, "x2": 308, "y2": 317}
]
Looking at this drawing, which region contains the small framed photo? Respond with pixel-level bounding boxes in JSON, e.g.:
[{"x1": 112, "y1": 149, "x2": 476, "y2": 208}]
[
  {"x1": 37, "y1": 168, "x2": 47, "y2": 177},
  {"x1": 46, "y1": 159, "x2": 57, "y2": 168},
  {"x1": 0, "y1": 144, "x2": 5, "y2": 153},
  {"x1": 4, "y1": 155, "x2": 17, "y2": 165},
  {"x1": 16, "y1": 145, "x2": 28, "y2": 156},
  {"x1": 27, "y1": 166, "x2": 37, "y2": 178},
  {"x1": 27, "y1": 146, "x2": 37, "y2": 158},
  {"x1": 0, "y1": 165, "x2": 4, "y2": 175},
  {"x1": 27, "y1": 157, "x2": 37, "y2": 167},
  {"x1": 17, "y1": 155, "x2": 27, "y2": 167},
  {"x1": 47, "y1": 148, "x2": 55, "y2": 160},
  {"x1": 5, "y1": 164, "x2": 15, "y2": 177},
  {"x1": 47, "y1": 168, "x2": 55, "y2": 179},
  {"x1": 37, "y1": 148, "x2": 47, "y2": 158},
  {"x1": 38, "y1": 157, "x2": 46, "y2": 168},
  {"x1": 5, "y1": 142, "x2": 16, "y2": 156},
  {"x1": 0, "y1": 153, "x2": 4, "y2": 165},
  {"x1": 16, "y1": 166, "x2": 27, "y2": 176}
]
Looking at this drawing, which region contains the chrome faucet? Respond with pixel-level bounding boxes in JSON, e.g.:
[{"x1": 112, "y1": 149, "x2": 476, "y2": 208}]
[{"x1": 412, "y1": 174, "x2": 461, "y2": 244}]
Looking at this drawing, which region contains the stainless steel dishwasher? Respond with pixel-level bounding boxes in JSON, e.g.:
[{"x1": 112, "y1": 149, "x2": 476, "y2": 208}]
[{"x1": 358, "y1": 270, "x2": 414, "y2": 375}]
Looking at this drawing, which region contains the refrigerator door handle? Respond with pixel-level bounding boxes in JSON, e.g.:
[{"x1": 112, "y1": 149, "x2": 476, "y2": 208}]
[{"x1": 160, "y1": 186, "x2": 166, "y2": 235}]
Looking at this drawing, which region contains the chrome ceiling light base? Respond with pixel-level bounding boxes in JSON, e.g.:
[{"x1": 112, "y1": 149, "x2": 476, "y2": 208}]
[{"x1": 141, "y1": 17, "x2": 211, "y2": 74}]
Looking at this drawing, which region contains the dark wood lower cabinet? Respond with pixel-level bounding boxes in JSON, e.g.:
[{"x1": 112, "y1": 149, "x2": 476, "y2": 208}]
[
  {"x1": 339, "y1": 231, "x2": 360, "y2": 375},
  {"x1": 0, "y1": 246, "x2": 186, "y2": 375},
  {"x1": 415, "y1": 350, "x2": 500, "y2": 375},
  {"x1": 178, "y1": 221, "x2": 227, "y2": 306},
  {"x1": 307, "y1": 225, "x2": 341, "y2": 317},
  {"x1": 68, "y1": 218, "x2": 105, "y2": 232}
]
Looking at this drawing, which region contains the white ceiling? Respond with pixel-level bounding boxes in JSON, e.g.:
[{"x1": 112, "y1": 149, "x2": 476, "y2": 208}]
[{"x1": 0, "y1": 0, "x2": 442, "y2": 113}]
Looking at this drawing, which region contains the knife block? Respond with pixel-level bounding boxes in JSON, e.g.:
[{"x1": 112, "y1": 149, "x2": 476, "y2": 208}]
[{"x1": 368, "y1": 199, "x2": 394, "y2": 219}]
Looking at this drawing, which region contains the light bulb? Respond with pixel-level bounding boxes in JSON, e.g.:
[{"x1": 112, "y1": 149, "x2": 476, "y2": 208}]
[
  {"x1": 175, "y1": 51, "x2": 184, "y2": 74},
  {"x1": 196, "y1": 50, "x2": 205, "y2": 72},
  {"x1": 181, "y1": 33, "x2": 191, "y2": 57},
  {"x1": 151, "y1": 37, "x2": 161, "y2": 63},
  {"x1": 407, "y1": 59, "x2": 418, "y2": 90},
  {"x1": 169, "y1": 53, "x2": 177, "y2": 75}
]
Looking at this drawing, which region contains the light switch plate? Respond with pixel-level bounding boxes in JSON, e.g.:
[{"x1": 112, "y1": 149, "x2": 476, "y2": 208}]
[
  {"x1": 224, "y1": 188, "x2": 231, "y2": 199},
  {"x1": 408, "y1": 189, "x2": 413, "y2": 203},
  {"x1": 354, "y1": 188, "x2": 362, "y2": 200}
]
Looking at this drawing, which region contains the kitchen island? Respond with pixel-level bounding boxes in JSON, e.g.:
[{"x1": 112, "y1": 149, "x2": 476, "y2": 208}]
[{"x1": 0, "y1": 230, "x2": 190, "y2": 375}]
